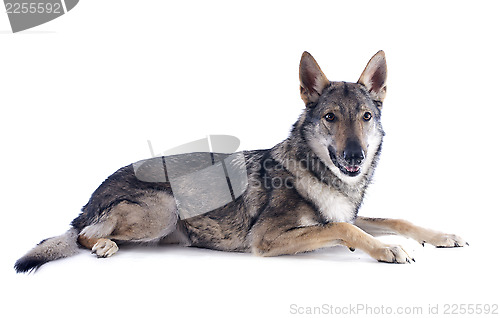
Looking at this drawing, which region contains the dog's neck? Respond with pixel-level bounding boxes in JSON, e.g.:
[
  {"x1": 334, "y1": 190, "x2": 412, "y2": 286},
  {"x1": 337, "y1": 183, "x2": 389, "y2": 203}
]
[{"x1": 270, "y1": 129, "x2": 377, "y2": 201}]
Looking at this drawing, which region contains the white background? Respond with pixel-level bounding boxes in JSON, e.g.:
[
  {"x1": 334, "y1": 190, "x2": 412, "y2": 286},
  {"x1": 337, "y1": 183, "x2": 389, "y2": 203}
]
[{"x1": 1, "y1": 1, "x2": 499, "y2": 317}]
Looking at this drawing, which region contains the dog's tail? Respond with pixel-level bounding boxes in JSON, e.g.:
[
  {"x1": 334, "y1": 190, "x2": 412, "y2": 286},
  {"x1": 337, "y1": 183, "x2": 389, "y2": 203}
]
[{"x1": 14, "y1": 228, "x2": 80, "y2": 273}]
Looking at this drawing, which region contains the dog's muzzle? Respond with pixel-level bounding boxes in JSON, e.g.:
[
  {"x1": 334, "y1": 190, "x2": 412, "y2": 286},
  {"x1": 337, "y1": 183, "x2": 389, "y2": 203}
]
[{"x1": 328, "y1": 141, "x2": 365, "y2": 177}]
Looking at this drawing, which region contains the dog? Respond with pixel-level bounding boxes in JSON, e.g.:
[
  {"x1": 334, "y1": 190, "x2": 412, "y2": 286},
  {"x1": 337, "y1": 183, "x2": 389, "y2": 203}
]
[{"x1": 15, "y1": 51, "x2": 467, "y2": 273}]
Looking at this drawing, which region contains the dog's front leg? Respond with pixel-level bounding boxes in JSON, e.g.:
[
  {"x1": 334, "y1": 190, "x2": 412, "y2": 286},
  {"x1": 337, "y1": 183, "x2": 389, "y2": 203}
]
[
  {"x1": 354, "y1": 217, "x2": 468, "y2": 247},
  {"x1": 251, "y1": 222, "x2": 413, "y2": 263}
]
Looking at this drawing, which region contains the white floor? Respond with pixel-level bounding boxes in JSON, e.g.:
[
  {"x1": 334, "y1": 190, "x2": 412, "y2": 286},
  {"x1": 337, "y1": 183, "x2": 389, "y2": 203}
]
[{"x1": 3, "y1": 219, "x2": 492, "y2": 318}]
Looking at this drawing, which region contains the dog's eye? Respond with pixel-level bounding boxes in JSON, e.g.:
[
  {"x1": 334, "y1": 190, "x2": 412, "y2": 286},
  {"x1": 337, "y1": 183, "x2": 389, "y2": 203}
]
[
  {"x1": 324, "y1": 113, "x2": 335, "y2": 122},
  {"x1": 363, "y1": 112, "x2": 372, "y2": 121}
]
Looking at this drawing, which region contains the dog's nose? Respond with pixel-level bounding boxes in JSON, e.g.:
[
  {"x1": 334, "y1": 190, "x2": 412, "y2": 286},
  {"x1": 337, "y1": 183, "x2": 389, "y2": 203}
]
[{"x1": 343, "y1": 141, "x2": 365, "y2": 166}]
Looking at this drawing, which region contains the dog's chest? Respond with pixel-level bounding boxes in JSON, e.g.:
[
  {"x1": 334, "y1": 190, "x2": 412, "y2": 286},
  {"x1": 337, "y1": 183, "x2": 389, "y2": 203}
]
[{"x1": 294, "y1": 172, "x2": 357, "y2": 223}]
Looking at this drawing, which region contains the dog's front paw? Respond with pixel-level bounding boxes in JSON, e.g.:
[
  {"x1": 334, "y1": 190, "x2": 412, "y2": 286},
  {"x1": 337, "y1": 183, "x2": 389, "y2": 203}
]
[
  {"x1": 372, "y1": 245, "x2": 414, "y2": 264},
  {"x1": 424, "y1": 233, "x2": 468, "y2": 248},
  {"x1": 92, "y1": 238, "x2": 119, "y2": 258}
]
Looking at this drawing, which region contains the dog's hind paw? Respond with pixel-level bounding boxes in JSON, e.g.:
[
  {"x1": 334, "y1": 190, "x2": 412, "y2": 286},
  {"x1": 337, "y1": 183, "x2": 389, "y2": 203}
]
[
  {"x1": 91, "y1": 238, "x2": 119, "y2": 258},
  {"x1": 428, "y1": 233, "x2": 468, "y2": 248},
  {"x1": 373, "y1": 245, "x2": 414, "y2": 264}
]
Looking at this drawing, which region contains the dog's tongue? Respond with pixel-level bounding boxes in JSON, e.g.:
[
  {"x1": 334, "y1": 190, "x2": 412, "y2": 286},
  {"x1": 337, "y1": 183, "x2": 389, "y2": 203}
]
[{"x1": 346, "y1": 165, "x2": 360, "y2": 173}]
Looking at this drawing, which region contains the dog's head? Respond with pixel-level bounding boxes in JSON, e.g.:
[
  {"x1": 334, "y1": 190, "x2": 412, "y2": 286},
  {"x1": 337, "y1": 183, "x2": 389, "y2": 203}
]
[{"x1": 297, "y1": 51, "x2": 387, "y2": 181}]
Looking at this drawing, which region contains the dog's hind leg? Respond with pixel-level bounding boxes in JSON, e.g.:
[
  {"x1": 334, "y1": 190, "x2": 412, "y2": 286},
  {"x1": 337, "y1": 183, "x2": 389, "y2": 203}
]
[
  {"x1": 78, "y1": 234, "x2": 119, "y2": 258},
  {"x1": 77, "y1": 213, "x2": 121, "y2": 258},
  {"x1": 78, "y1": 192, "x2": 179, "y2": 258},
  {"x1": 354, "y1": 216, "x2": 467, "y2": 247}
]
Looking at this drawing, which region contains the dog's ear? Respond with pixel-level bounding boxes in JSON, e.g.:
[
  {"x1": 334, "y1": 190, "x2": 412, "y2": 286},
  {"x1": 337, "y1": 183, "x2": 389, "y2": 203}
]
[
  {"x1": 299, "y1": 51, "x2": 330, "y2": 106},
  {"x1": 358, "y1": 50, "x2": 387, "y2": 104}
]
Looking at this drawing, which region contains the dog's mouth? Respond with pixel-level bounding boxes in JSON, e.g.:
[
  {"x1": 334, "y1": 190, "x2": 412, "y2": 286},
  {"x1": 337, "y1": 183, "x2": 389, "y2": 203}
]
[{"x1": 328, "y1": 146, "x2": 362, "y2": 177}]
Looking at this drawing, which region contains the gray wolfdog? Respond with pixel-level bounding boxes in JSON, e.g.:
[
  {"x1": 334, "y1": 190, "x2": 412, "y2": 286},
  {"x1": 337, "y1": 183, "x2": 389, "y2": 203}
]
[{"x1": 15, "y1": 51, "x2": 467, "y2": 273}]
